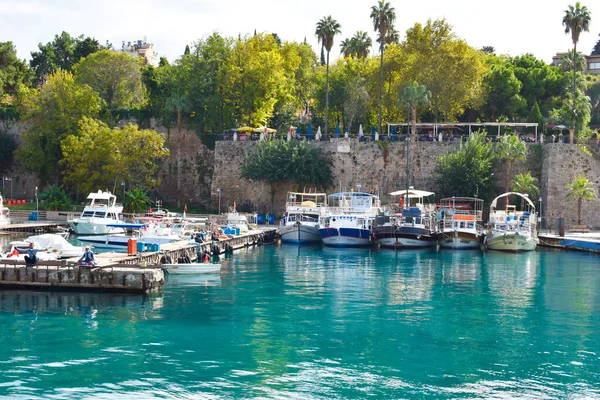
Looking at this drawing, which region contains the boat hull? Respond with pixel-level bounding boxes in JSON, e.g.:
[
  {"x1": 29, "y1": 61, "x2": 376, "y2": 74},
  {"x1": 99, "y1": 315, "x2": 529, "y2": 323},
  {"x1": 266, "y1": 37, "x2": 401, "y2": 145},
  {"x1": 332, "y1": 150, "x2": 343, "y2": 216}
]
[
  {"x1": 279, "y1": 223, "x2": 322, "y2": 244},
  {"x1": 319, "y1": 227, "x2": 373, "y2": 247},
  {"x1": 485, "y1": 232, "x2": 538, "y2": 252},
  {"x1": 69, "y1": 220, "x2": 125, "y2": 235},
  {"x1": 78, "y1": 235, "x2": 179, "y2": 248},
  {"x1": 438, "y1": 231, "x2": 481, "y2": 250},
  {"x1": 374, "y1": 226, "x2": 436, "y2": 249},
  {"x1": 162, "y1": 263, "x2": 221, "y2": 275}
]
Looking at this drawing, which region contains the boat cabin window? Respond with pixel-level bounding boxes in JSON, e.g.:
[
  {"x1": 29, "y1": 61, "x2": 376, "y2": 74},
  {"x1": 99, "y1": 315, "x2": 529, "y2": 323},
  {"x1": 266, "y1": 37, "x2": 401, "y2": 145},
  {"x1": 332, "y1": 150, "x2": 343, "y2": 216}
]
[
  {"x1": 86, "y1": 198, "x2": 110, "y2": 207},
  {"x1": 467, "y1": 222, "x2": 474, "y2": 229},
  {"x1": 82, "y1": 211, "x2": 94, "y2": 217},
  {"x1": 405, "y1": 216, "x2": 413, "y2": 224},
  {"x1": 94, "y1": 211, "x2": 107, "y2": 218}
]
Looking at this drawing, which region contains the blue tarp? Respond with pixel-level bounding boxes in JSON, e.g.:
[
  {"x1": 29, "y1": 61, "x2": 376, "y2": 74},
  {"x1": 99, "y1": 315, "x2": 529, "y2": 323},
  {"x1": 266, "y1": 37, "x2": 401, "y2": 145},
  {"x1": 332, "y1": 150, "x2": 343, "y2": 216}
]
[
  {"x1": 335, "y1": 124, "x2": 340, "y2": 137},
  {"x1": 371, "y1": 126, "x2": 375, "y2": 140},
  {"x1": 307, "y1": 124, "x2": 312, "y2": 139}
]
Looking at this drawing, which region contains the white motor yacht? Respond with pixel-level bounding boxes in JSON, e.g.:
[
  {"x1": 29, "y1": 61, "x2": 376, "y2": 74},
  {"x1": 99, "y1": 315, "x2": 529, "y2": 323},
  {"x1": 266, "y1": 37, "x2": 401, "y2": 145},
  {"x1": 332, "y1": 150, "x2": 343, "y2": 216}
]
[
  {"x1": 484, "y1": 192, "x2": 539, "y2": 252},
  {"x1": 68, "y1": 190, "x2": 125, "y2": 235}
]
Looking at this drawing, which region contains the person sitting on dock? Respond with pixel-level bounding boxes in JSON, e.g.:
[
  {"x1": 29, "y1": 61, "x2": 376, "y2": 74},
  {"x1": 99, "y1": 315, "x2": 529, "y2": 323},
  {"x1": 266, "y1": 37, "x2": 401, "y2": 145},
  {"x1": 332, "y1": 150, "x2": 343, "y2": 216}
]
[
  {"x1": 24, "y1": 242, "x2": 42, "y2": 267},
  {"x1": 77, "y1": 246, "x2": 96, "y2": 266}
]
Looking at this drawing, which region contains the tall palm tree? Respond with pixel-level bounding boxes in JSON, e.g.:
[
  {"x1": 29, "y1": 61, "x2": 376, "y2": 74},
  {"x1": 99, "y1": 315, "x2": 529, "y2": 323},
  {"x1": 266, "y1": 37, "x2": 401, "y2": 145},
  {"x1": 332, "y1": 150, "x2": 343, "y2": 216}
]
[
  {"x1": 371, "y1": 0, "x2": 396, "y2": 137},
  {"x1": 398, "y1": 81, "x2": 430, "y2": 187},
  {"x1": 316, "y1": 15, "x2": 341, "y2": 137},
  {"x1": 166, "y1": 88, "x2": 191, "y2": 208},
  {"x1": 558, "y1": 49, "x2": 587, "y2": 72},
  {"x1": 563, "y1": 2, "x2": 592, "y2": 138},
  {"x1": 510, "y1": 172, "x2": 540, "y2": 210},
  {"x1": 566, "y1": 176, "x2": 597, "y2": 225},
  {"x1": 353, "y1": 31, "x2": 373, "y2": 59},
  {"x1": 496, "y1": 134, "x2": 528, "y2": 196},
  {"x1": 340, "y1": 38, "x2": 352, "y2": 58}
]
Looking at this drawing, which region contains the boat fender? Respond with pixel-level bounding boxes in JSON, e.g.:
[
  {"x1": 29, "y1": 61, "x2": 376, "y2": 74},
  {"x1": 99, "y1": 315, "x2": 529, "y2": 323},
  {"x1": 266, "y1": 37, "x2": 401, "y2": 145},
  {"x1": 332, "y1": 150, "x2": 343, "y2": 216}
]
[
  {"x1": 225, "y1": 243, "x2": 234, "y2": 253},
  {"x1": 212, "y1": 244, "x2": 221, "y2": 255},
  {"x1": 160, "y1": 255, "x2": 172, "y2": 264}
]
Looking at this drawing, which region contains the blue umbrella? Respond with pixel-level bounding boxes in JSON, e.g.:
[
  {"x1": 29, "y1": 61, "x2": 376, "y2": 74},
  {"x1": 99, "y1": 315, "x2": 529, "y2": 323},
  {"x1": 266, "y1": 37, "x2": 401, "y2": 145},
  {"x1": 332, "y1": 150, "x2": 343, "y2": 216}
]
[
  {"x1": 335, "y1": 123, "x2": 340, "y2": 137},
  {"x1": 296, "y1": 126, "x2": 301, "y2": 139},
  {"x1": 371, "y1": 126, "x2": 375, "y2": 140},
  {"x1": 345, "y1": 126, "x2": 349, "y2": 137},
  {"x1": 391, "y1": 126, "x2": 396, "y2": 139},
  {"x1": 307, "y1": 124, "x2": 312, "y2": 140}
]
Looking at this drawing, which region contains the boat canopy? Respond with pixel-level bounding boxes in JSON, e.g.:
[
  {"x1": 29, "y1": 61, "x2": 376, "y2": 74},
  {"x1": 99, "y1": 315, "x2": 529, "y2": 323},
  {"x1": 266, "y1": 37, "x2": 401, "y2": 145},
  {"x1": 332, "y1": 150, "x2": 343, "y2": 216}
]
[
  {"x1": 490, "y1": 192, "x2": 536, "y2": 210},
  {"x1": 390, "y1": 189, "x2": 434, "y2": 198},
  {"x1": 329, "y1": 192, "x2": 375, "y2": 198},
  {"x1": 86, "y1": 190, "x2": 116, "y2": 200}
]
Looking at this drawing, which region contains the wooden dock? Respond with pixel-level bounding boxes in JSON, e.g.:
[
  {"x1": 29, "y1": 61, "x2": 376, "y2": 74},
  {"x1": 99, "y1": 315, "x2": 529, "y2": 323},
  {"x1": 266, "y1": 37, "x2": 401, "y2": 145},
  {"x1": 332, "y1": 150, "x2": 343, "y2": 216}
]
[
  {"x1": 0, "y1": 228, "x2": 277, "y2": 293},
  {"x1": 0, "y1": 222, "x2": 67, "y2": 235},
  {"x1": 0, "y1": 260, "x2": 164, "y2": 294}
]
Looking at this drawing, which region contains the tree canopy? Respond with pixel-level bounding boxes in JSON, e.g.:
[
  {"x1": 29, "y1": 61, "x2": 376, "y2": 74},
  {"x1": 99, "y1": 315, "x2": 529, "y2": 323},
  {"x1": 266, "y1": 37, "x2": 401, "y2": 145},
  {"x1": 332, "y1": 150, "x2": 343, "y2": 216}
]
[
  {"x1": 60, "y1": 117, "x2": 169, "y2": 195},
  {"x1": 0, "y1": 42, "x2": 32, "y2": 103},
  {"x1": 434, "y1": 131, "x2": 496, "y2": 201},
  {"x1": 17, "y1": 71, "x2": 102, "y2": 183},
  {"x1": 241, "y1": 140, "x2": 333, "y2": 205},
  {"x1": 75, "y1": 49, "x2": 146, "y2": 110}
]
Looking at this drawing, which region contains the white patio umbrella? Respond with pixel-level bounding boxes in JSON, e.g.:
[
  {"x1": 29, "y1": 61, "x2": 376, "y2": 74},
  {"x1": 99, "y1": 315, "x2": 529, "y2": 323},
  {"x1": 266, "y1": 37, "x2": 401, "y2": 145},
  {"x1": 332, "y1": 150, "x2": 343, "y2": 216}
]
[
  {"x1": 375, "y1": 131, "x2": 379, "y2": 141},
  {"x1": 287, "y1": 126, "x2": 293, "y2": 141},
  {"x1": 233, "y1": 131, "x2": 238, "y2": 141},
  {"x1": 358, "y1": 124, "x2": 364, "y2": 138},
  {"x1": 316, "y1": 126, "x2": 322, "y2": 141}
]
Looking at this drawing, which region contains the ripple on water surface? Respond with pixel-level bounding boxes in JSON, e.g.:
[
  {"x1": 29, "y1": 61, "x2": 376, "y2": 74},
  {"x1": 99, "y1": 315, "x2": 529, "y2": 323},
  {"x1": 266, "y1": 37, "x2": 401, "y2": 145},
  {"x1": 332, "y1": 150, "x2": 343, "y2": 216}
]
[{"x1": 0, "y1": 246, "x2": 599, "y2": 398}]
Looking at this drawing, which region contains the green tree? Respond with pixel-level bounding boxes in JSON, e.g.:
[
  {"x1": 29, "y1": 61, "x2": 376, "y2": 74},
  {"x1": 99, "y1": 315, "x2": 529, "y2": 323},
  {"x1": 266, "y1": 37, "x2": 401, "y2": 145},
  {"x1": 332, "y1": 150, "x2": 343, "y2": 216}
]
[
  {"x1": 510, "y1": 172, "x2": 540, "y2": 210},
  {"x1": 592, "y1": 34, "x2": 600, "y2": 55},
  {"x1": 558, "y1": 49, "x2": 587, "y2": 72},
  {"x1": 38, "y1": 184, "x2": 72, "y2": 211},
  {"x1": 371, "y1": 0, "x2": 396, "y2": 137},
  {"x1": 434, "y1": 130, "x2": 495, "y2": 201},
  {"x1": 496, "y1": 134, "x2": 528, "y2": 195},
  {"x1": 123, "y1": 188, "x2": 152, "y2": 213},
  {"x1": 17, "y1": 71, "x2": 102, "y2": 183},
  {"x1": 566, "y1": 176, "x2": 597, "y2": 225},
  {"x1": 60, "y1": 118, "x2": 169, "y2": 196},
  {"x1": 340, "y1": 31, "x2": 373, "y2": 59},
  {"x1": 481, "y1": 64, "x2": 526, "y2": 120},
  {"x1": 316, "y1": 16, "x2": 341, "y2": 137},
  {"x1": 0, "y1": 132, "x2": 16, "y2": 171},
  {"x1": 0, "y1": 42, "x2": 33, "y2": 102},
  {"x1": 550, "y1": 88, "x2": 592, "y2": 138},
  {"x1": 30, "y1": 32, "x2": 103, "y2": 85},
  {"x1": 75, "y1": 49, "x2": 146, "y2": 111},
  {"x1": 398, "y1": 81, "x2": 431, "y2": 186},
  {"x1": 241, "y1": 140, "x2": 333, "y2": 206},
  {"x1": 401, "y1": 19, "x2": 486, "y2": 121},
  {"x1": 528, "y1": 101, "x2": 543, "y2": 131},
  {"x1": 563, "y1": 2, "x2": 592, "y2": 138}
]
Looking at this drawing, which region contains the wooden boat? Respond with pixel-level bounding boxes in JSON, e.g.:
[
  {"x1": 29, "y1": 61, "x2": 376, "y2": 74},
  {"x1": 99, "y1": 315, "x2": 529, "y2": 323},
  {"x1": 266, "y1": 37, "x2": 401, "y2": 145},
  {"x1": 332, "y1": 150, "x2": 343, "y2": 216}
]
[
  {"x1": 437, "y1": 197, "x2": 484, "y2": 250},
  {"x1": 161, "y1": 263, "x2": 221, "y2": 275},
  {"x1": 484, "y1": 192, "x2": 538, "y2": 252}
]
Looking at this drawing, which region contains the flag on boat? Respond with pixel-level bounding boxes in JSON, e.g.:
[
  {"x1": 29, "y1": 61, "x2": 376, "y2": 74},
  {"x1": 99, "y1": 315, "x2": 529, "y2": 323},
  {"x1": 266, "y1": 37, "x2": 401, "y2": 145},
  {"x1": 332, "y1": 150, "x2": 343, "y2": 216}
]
[
  {"x1": 184, "y1": 203, "x2": 188, "y2": 213},
  {"x1": 233, "y1": 201, "x2": 237, "y2": 212},
  {"x1": 149, "y1": 207, "x2": 153, "y2": 214}
]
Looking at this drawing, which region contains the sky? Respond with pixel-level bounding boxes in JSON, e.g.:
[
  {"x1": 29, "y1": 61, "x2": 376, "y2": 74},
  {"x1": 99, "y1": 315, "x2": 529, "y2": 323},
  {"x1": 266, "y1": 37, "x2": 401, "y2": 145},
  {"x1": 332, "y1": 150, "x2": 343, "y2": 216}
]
[{"x1": 1, "y1": 0, "x2": 599, "y2": 64}]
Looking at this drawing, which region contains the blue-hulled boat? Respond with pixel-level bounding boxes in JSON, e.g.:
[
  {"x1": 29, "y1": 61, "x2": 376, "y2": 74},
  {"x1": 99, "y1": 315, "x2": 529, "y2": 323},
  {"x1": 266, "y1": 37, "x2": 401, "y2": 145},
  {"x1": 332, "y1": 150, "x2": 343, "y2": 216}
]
[{"x1": 318, "y1": 192, "x2": 382, "y2": 247}]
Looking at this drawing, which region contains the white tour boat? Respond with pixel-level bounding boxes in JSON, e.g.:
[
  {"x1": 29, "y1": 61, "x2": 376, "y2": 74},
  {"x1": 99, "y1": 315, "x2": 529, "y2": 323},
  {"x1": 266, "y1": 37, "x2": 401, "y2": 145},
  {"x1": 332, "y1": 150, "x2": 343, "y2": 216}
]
[
  {"x1": 437, "y1": 197, "x2": 484, "y2": 250},
  {"x1": 373, "y1": 189, "x2": 437, "y2": 249},
  {"x1": 68, "y1": 190, "x2": 125, "y2": 235},
  {"x1": 278, "y1": 192, "x2": 327, "y2": 244},
  {"x1": 485, "y1": 192, "x2": 539, "y2": 252},
  {"x1": 318, "y1": 192, "x2": 382, "y2": 247}
]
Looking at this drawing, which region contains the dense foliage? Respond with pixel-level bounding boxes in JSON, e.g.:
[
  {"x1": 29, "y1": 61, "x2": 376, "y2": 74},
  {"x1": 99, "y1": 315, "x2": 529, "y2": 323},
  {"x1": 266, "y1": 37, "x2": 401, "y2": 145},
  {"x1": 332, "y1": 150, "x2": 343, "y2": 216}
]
[
  {"x1": 241, "y1": 140, "x2": 333, "y2": 205},
  {"x1": 434, "y1": 131, "x2": 496, "y2": 201},
  {"x1": 38, "y1": 185, "x2": 73, "y2": 211}
]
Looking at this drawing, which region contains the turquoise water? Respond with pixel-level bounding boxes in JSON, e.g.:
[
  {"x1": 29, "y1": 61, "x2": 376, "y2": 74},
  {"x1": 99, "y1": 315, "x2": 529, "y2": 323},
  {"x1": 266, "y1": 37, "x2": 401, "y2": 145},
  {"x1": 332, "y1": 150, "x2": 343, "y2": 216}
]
[{"x1": 1, "y1": 244, "x2": 600, "y2": 398}]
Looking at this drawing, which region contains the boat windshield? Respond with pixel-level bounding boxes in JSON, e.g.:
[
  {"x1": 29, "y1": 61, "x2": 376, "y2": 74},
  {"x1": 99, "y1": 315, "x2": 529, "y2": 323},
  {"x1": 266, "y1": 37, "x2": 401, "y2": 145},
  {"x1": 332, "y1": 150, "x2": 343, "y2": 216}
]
[{"x1": 86, "y1": 198, "x2": 110, "y2": 207}]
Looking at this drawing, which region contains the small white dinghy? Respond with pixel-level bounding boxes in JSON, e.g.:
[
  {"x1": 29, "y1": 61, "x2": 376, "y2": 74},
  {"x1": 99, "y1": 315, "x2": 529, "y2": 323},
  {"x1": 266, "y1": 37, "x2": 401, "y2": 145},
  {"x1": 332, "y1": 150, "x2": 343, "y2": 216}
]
[{"x1": 161, "y1": 263, "x2": 221, "y2": 275}]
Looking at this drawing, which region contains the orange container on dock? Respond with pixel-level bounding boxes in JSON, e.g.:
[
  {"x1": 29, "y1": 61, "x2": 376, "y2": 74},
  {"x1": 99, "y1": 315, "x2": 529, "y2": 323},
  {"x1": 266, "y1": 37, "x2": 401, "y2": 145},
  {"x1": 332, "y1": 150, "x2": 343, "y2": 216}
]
[{"x1": 127, "y1": 238, "x2": 137, "y2": 255}]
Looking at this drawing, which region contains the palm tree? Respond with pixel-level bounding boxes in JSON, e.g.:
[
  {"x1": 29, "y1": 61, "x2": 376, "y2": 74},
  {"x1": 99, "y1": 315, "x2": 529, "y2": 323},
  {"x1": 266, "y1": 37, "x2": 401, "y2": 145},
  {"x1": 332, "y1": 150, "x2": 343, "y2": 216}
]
[
  {"x1": 316, "y1": 15, "x2": 341, "y2": 137},
  {"x1": 123, "y1": 188, "x2": 152, "y2": 213},
  {"x1": 496, "y1": 134, "x2": 528, "y2": 196},
  {"x1": 510, "y1": 172, "x2": 540, "y2": 210},
  {"x1": 340, "y1": 39, "x2": 352, "y2": 58},
  {"x1": 371, "y1": 0, "x2": 396, "y2": 137},
  {"x1": 558, "y1": 49, "x2": 587, "y2": 72},
  {"x1": 166, "y1": 88, "x2": 191, "y2": 208},
  {"x1": 566, "y1": 176, "x2": 597, "y2": 225},
  {"x1": 398, "y1": 81, "x2": 430, "y2": 186},
  {"x1": 563, "y1": 2, "x2": 592, "y2": 138},
  {"x1": 353, "y1": 31, "x2": 372, "y2": 59}
]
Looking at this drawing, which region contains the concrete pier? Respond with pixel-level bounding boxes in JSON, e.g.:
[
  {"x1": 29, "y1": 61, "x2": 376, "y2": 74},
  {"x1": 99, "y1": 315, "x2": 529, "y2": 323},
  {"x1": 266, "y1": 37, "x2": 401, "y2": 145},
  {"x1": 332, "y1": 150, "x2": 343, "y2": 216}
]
[
  {"x1": 0, "y1": 260, "x2": 164, "y2": 294},
  {"x1": 538, "y1": 232, "x2": 600, "y2": 253}
]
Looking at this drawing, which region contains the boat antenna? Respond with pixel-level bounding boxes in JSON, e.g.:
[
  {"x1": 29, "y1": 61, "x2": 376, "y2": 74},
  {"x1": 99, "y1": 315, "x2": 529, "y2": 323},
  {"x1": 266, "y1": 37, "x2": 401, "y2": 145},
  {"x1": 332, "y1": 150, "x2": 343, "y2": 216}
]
[{"x1": 405, "y1": 101, "x2": 411, "y2": 208}]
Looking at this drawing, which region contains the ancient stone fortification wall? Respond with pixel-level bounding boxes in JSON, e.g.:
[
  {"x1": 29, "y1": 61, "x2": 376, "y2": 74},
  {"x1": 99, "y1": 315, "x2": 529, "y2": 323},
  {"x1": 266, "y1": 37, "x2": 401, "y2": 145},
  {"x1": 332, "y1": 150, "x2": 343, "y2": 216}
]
[
  {"x1": 541, "y1": 144, "x2": 600, "y2": 228},
  {"x1": 212, "y1": 140, "x2": 600, "y2": 228}
]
